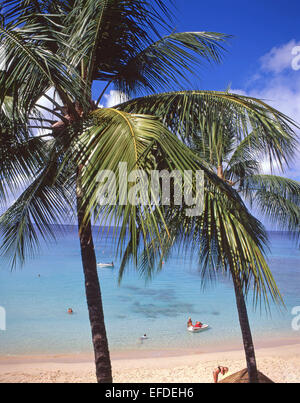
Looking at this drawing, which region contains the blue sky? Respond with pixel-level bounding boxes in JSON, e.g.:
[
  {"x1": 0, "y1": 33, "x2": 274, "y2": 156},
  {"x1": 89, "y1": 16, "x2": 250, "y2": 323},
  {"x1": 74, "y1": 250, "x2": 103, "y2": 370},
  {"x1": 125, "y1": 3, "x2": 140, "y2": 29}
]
[
  {"x1": 175, "y1": 0, "x2": 300, "y2": 91},
  {"x1": 97, "y1": 0, "x2": 300, "y2": 180}
]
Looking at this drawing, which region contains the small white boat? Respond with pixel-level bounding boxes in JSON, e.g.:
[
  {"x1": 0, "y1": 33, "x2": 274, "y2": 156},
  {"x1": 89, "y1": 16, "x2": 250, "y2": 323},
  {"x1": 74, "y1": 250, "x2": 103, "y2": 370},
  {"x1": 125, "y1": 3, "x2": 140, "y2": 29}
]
[
  {"x1": 97, "y1": 263, "x2": 114, "y2": 268},
  {"x1": 187, "y1": 324, "x2": 209, "y2": 333}
]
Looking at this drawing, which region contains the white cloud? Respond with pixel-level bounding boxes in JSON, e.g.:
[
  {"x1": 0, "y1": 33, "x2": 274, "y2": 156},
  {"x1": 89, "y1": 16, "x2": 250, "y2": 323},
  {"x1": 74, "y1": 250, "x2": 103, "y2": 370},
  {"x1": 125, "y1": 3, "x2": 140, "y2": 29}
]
[
  {"x1": 260, "y1": 40, "x2": 300, "y2": 74},
  {"x1": 232, "y1": 40, "x2": 300, "y2": 179},
  {"x1": 245, "y1": 78, "x2": 300, "y2": 124},
  {"x1": 31, "y1": 88, "x2": 63, "y2": 138},
  {"x1": 104, "y1": 90, "x2": 129, "y2": 107}
]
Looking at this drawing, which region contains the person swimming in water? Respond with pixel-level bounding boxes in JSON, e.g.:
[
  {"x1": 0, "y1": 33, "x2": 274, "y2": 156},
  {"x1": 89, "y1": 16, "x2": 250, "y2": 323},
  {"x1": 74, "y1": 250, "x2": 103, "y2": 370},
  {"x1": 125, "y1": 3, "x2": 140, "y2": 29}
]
[
  {"x1": 138, "y1": 334, "x2": 149, "y2": 344},
  {"x1": 187, "y1": 317, "x2": 193, "y2": 328},
  {"x1": 67, "y1": 308, "x2": 73, "y2": 314}
]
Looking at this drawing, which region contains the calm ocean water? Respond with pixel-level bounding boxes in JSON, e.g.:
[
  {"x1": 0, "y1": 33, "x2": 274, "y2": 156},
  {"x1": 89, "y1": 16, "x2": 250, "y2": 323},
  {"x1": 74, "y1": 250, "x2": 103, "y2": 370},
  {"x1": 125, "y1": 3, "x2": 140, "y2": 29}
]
[{"x1": 0, "y1": 227, "x2": 299, "y2": 356}]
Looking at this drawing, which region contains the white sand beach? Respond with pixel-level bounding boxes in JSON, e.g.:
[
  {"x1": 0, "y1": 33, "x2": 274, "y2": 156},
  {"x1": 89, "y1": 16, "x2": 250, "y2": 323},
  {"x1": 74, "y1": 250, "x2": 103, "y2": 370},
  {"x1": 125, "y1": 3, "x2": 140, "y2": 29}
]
[{"x1": 0, "y1": 343, "x2": 299, "y2": 383}]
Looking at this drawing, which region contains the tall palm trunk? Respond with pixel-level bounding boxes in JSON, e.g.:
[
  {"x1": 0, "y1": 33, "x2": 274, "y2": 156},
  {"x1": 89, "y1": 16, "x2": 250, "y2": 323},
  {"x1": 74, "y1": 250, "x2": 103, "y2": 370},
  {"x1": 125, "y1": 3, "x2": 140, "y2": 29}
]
[
  {"x1": 76, "y1": 167, "x2": 113, "y2": 383},
  {"x1": 232, "y1": 271, "x2": 259, "y2": 383}
]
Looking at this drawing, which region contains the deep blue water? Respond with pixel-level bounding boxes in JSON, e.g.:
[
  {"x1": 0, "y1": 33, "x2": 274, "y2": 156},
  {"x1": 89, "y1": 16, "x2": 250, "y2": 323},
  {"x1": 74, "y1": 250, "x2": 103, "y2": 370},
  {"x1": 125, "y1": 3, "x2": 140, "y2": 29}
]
[{"x1": 0, "y1": 228, "x2": 299, "y2": 356}]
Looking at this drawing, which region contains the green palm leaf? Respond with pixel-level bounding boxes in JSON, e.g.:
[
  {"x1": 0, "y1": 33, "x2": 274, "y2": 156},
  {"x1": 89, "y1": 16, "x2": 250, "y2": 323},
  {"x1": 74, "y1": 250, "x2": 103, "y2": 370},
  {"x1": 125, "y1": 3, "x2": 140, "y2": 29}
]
[
  {"x1": 105, "y1": 31, "x2": 228, "y2": 95},
  {"x1": 118, "y1": 90, "x2": 298, "y2": 169},
  {"x1": 69, "y1": 107, "x2": 281, "y2": 306},
  {"x1": 0, "y1": 139, "x2": 75, "y2": 268},
  {"x1": 65, "y1": 0, "x2": 172, "y2": 82},
  {"x1": 0, "y1": 23, "x2": 86, "y2": 115},
  {"x1": 243, "y1": 175, "x2": 300, "y2": 237},
  {"x1": 72, "y1": 108, "x2": 198, "y2": 264},
  {"x1": 68, "y1": 108, "x2": 237, "y2": 267}
]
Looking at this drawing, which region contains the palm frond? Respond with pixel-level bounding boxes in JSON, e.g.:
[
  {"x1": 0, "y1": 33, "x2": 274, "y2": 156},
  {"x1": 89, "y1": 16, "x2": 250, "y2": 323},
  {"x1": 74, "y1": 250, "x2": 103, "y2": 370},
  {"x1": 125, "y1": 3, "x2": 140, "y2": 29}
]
[
  {"x1": 105, "y1": 31, "x2": 228, "y2": 95},
  {"x1": 71, "y1": 108, "x2": 188, "y2": 266},
  {"x1": 65, "y1": 0, "x2": 173, "y2": 83},
  {"x1": 120, "y1": 179, "x2": 282, "y2": 308},
  {"x1": 118, "y1": 90, "x2": 298, "y2": 169},
  {"x1": 69, "y1": 107, "x2": 282, "y2": 308},
  {"x1": 0, "y1": 139, "x2": 75, "y2": 268},
  {"x1": 224, "y1": 131, "x2": 262, "y2": 183},
  {"x1": 0, "y1": 96, "x2": 47, "y2": 201},
  {"x1": 0, "y1": 22, "x2": 86, "y2": 115},
  {"x1": 144, "y1": 189, "x2": 282, "y2": 308},
  {"x1": 68, "y1": 107, "x2": 235, "y2": 270},
  {"x1": 243, "y1": 175, "x2": 300, "y2": 238}
]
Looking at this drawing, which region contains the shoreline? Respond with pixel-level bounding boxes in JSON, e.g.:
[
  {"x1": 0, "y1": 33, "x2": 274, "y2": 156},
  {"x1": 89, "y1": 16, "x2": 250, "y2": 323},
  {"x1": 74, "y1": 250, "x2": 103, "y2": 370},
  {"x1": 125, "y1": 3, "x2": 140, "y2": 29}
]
[
  {"x1": 0, "y1": 334, "x2": 299, "y2": 364},
  {"x1": 1, "y1": 340, "x2": 300, "y2": 383}
]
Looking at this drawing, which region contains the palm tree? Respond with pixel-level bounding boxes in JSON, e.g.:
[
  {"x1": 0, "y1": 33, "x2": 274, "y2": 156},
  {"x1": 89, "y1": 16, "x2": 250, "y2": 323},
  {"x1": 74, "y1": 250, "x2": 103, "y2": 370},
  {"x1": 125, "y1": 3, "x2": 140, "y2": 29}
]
[
  {"x1": 0, "y1": 1, "x2": 298, "y2": 383},
  {"x1": 119, "y1": 91, "x2": 300, "y2": 382},
  {"x1": 189, "y1": 107, "x2": 300, "y2": 382}
]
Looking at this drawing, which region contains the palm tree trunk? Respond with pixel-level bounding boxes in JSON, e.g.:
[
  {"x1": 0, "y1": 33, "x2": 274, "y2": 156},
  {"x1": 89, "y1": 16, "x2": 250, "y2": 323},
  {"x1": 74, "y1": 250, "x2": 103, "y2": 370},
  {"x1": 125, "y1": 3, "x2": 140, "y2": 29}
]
[
  {"x1": 76, "y1": 167, "x2": 113, "y2": 383},
  {"x1": 232, "y1": 272, "x2": 259, "y2": 383}
]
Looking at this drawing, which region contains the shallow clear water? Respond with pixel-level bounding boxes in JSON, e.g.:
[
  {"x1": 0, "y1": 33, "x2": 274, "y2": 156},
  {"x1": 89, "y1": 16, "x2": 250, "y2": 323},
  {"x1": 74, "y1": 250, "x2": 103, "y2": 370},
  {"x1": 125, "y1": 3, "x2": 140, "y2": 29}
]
[{"x1": 0, "y1": 227, "x2": 299, "y2": 355}]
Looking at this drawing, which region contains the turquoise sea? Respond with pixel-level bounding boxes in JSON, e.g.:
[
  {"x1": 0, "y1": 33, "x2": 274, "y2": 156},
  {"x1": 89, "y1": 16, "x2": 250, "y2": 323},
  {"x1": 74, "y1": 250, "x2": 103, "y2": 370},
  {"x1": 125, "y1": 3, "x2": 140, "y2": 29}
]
[{"x1": 0, "y1": 227, "x2": 299, "y2": 356}]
